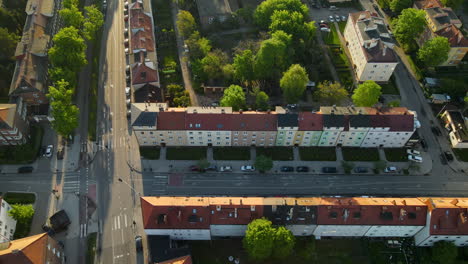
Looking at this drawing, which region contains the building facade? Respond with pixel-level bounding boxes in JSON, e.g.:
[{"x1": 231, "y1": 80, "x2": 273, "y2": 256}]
[
  {"x1": 0, "y1": 104, "x2": 29, "y2": 146},
  {"x1": 441, "y1": 110, "x2": 468, "y2": 148},
  {"x1": 0, "y1": 199, "x2": 17, "y2": 242},
  {"x1": 0, "y1": 233, "x2": 64, "y2": 263},
  {"x1": 344, "y1": 11, "x2": 398, "y2": 82}
]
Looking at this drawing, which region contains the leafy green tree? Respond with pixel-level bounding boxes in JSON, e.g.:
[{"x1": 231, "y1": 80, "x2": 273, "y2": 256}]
[
  {"x1": 417, "y1": 36, "x2": 451, "y2": 67},
  {"x1": 233, "y1": 49, "x2": 255, "y2": 85},
  {"x1": 439, "y1": 78, "x2": 467, "y2": 98},
  {"x1": 173, "y1": 91, "x2": 191, "y2": 107},
  {"x1": 392, "y1": 9, "x2": 426, "y2": 47},
  {"x1": 48, "y1": 67, "x2": 77, "y2": 86},
  {"x1": 176, "y1": 10, "x2": 196, "y2": 38},
  {"x1": 314, "y1": 81, "x2": 349, "y2": 106},
  {"x1": 49, "y1": 27, "x2": 87, "y2": 72},
  {"x1": 390, "y1": 0, "x2": 413, "y2": 13},
  {"x1": 62, "y1": 0, "x2": 78, "y2": 9},
  {"x1": 431, "y1": 241, "x2": 458, "y2": 264},
  {"x1": 254, "y1": 155, "x2": 273, "y2": 173},
  {"x1": 342, "y1": 161, "x2": 355, "y2": 174},
  {"x1": 254, "y1": 0, "x2": 309, "y2": 29},
  {"x1": 47, "y1": 80, "x2": 80, "y2": 137},
  {"x1": 352, "y1": 80, "x2": 382, "y2": 107},
  {"x1": 167, "y1": 84, "x2": 184, "y2": 98},
  {"x1": 243, "y1": 218, "x2": 275, "y2": 260},
  {"x1": 374, "y1": 160, "x2": 387, "y2": 173},
  {"x1": 197, "y1": 159, "x2": 210, "y2": 170},
  {"x1": 201, "y1": 50, "x2": 228, "y2": 80},
  {"x1": 272, "y1": 226, "x2": 295, "y2": 259},
  {"x1": 254, "y1": 30, "x2": 292, "y2": 80},
  {"x1": 0, "y1": 27, "x2": 19, "y2": 59},
  {"x1": 280, "y1": 64, "x2": 308, "y2": 103},
  {"x1": 59, "y1": 4, "x2": 84, "y2": 29},
  {"x1": 269, "y1": 10, "x2": 316, "y2": 42},
  {"x1": 186, "y1": 31, "x2": 211, "y2": 60},
  {"x1": 8, "y1": 204, "x2": 34, "y2": 222},
  {"x1": 83, "y1": 5, "x2": 104, "y2": 41},
  {"x1": 377, "y1": 0, "x2": 391, "y2": 9},
  {"x1": 255, "y1": 91, "x2": 270, "y2": 111},
  {"x1": 388, "y1": 100, "x2": 400, "y2": 107},
  {"x1": 0, "y1": 4, "x2": 27, "y2": 33},
  {"x1": 441, "y1": 0, "x2": 464, "y2": 8},
  {"x1": 220, "y1": 85, "x2": 246, "y2": 111}
]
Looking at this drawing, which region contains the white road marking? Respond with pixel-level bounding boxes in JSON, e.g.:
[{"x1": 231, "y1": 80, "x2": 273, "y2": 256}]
[
  {"x1": 114, "y1": 216, "x2": 117, "y2": 230},
  {"x1": 124, "y1": 214, "x2": 127, "y2": 228},
  {"x1": 117, "y1": 215, "x2": 121, "y2": 230}
]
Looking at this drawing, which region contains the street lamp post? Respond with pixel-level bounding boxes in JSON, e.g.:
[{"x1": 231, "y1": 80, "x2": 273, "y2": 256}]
[{"x1": 117, "y1": 178, "x2": 140, "y2": 196}]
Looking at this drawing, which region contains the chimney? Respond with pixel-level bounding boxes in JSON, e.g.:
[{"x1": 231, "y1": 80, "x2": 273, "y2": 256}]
[
  {"x1": 177, "y1": 210, "x2": 181, "y2": 221},
  {"x1": 383, "y1": 45, "x2": 387, "y2": 56},
  {"x1": 451, "y1": 199, "x2": 459, "y2": 206},
  {"x1": 460, "y1": 212, "x2": 468, "y2": 224},
  {"x1": 239, "y1": 109, "x2": 243, "y2": 114},
  {"x1": 234, "y1": 208, "x2": 238, "y2": 218}
]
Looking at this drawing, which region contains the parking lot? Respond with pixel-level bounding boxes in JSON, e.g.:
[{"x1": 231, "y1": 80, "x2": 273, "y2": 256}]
[{"x1": 307, "y1": 1, "x2": 362, "y2": 23}]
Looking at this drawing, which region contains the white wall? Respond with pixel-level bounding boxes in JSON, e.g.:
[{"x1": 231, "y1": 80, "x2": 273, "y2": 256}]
[
  {"x1": 359, "y1": 63, "x2": 397, "y2": 82},
  {"x1": 361, "y1": 131, "x2": 414, "y2": 148},
  {"x1": 286, "y1": 225, "x2": 317, "y2": 236},
  {"x1": 0, "y1": 200, "x2": 17, "y2": 242},
  {"x1": 144, "y1": 229, "x2": 211, "y2": 240},
  {"x1": 186, "y1": 131, "x2": 231, "y2": 146},
  {"x1": 366, "y1": 225, "x2": 424, "y2": 238},
  {"x1": 313, "y1": 225, "x2": 371, "y2": 237},
  {"x1": 210, "y1": 225, "x2": 247, "y2": 237}
]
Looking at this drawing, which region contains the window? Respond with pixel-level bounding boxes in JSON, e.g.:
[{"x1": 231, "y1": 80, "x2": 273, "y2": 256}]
[
  {"x1": 140, "y1": 132, "x2": 144, "y2": 135},
  {"x1": 373, "y1": 65, "x2": 377, "y2": 68}
]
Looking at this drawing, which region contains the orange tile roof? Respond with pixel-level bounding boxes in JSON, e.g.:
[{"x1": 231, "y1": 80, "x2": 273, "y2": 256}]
[{"x1": 0, "y1": 233, "x2": 47, "y2": 263}]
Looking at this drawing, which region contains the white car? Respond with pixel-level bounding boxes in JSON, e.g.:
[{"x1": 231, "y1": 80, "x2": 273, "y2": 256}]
[
  {"x1": 320, "y1": 27, "x2": 331, "y2": 32},
  {"x1": 241, "y1": 165, "x2": 255, "y2": 172},
  {"x1": 45, "y1": 145, "x2": 53, "y2": 158},
  {"x1": 341, "y1": 15, "x2": 347, "y2": 21},
  {"x1": 406, "y1": 149, "x2": 421, "y2": 156},
  {"x1": 408, "y1": 155, "x2": 423, "y2": 163},
  {"x1": 218, "y1": 166, "x2": 232, "y2": 172},
  {"x1": 335, "y1": 15, "x2": 340, "y2": 22},
  {"x1": 125, "y1": 87, "x2": 130, "y2": 96},
  {"x1": 384, "y1": 166, "x2": 397, "y2": 173},
  {"x1": 124, "y1": 48, "x2": 129, "y2": 54},
  {"x1": 126, "y1": 98, "x2": 131, "y2": 105},
  {"x1": 329, "y1": 16, "x2": 334, "y2": 22}
]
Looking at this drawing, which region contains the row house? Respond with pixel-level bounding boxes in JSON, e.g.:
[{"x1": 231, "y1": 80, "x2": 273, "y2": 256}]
[
  {"x1": 440, "y1": 110, "x2": 468, "y2": 148},
  {"x1": 344, "y1": 11, "x2": 398, "y2": 83},
  {"x1": 0, "y1": 233, "x2": 64, "y2": 263},
  {"x1": 297, "y1": 112, "x2": 323, "y2": 146},
  {"x1": 414, "y1": 0, "x2": 467, "y2": 66},
  {"x1": 141, "y1": 196, "x2": 427, "y2": 241},
  {"x1": 0, "y1": 104, "x2": 29, "y2": 146}
]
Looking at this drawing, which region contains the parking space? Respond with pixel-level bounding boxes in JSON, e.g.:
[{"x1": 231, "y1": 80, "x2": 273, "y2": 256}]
[{"x1": 308, "y1": 5, "x2": 361, "y2": 23}]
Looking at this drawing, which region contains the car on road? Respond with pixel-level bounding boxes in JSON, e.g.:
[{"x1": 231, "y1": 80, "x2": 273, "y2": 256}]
[
  {"x1": 440, "y1": 154, "x2": 448, "y2": 165},
  {"x1": 241, "y1": 165, "x2": 255, "y2": 172},
  {"x1": 296, "y1": 166, "x2": 309, "y2": 172},
  {"x1": 431, "y1": 126, "x2": 442, "y2": 136},
  {"x1": 322, "y1": 167, "x2": 337, "y2": 173},
  {"x1": 420, "y1": 139, "x2": 428, "y2": 151},
  {"x1": 408, "y1": 155, "x2": 423, "y2": 163},
  {"x1": 329, "y1": 15, "x2": 334, "y2": 22},
  {"x1": 280, "y1": 166, "x2": 294, "y2": 172},
  {"x1": 329, "y1": 5, "x2": 338, "y2": 11},
  {"x1": 444, "y1": 151, "x2": 454, "y2": 162},
  {"x1": 384, "y1": 166, "x2": 398, "y2": 173},
  {"x1": 407, "y1": 149, "x2": 421, "y2": 155},
  {"x1": 135, "y1": 236, "x2": 143, "y2": 252},
  {"x1": 218, "y1": 166, "x2": 232, "y2": 172},
  {"x1": 17, "y1": 166, "x2": 33, "y2": 173},
  {"x1": 354, "y1": 167, "x2": 369, "y2": 173},
  {"x1": 45, "y1": 145, "x2": 53, "y2": 158}
]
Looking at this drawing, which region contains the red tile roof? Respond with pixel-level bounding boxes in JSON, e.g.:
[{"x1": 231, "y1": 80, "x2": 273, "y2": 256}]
[
  {"x1": 229, "y1": 113, "x2": 277, "y2": 131},
  {"x1": 158, "y1": 255, "x2": 192, "y2": 264},
  {"x1": 157, "y1": 111, "x2": 186, "y2": 130},
  {"x1": 185, "y1": 113, "x2": 233, "y2": 130},
  {"x1": 420, "y1": 198, "x2": 468, "y2": 235},
  {"x1": 298, "y1": 112, "x2": 323, "y2": 131},
  {"x1": 369, "y1": 114, "x2": 414, "y2": 131},
  {"x1": 436, "y1": 24, "x2": 468, "y2": 47},
  {"x1": 132, "y1": 63, "x2": 159, "y2": 85},
  {"x1": 209, "y1": 205, "x2": 263, "y2": 225},
  {"x1": 130, "y1": 7, "x2": 154, "y2": 52},
  {"x1": 317, "y1": 198, "x2": 427, "y2": 226}
]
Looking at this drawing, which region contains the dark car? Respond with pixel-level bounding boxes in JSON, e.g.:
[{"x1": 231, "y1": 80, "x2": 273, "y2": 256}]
[
  {"x1": 431, "y1": 126, "x2": 442, "y2": 136},
  {"x1": 444, "y1": 151, "x2": 454, "y2": 162},
  {"x1": 440, "y1": 154, "x2": 448, "y2": 165},
  {"x1": 420, "y1": 139, "x2": 428, "y2": 151},
  {"x1": 135, "y1": 235, "x2": 143, "y2": 252},
  {"x1": 353, "y1": 167, "x2": 369, "y2": 173},
  {"x1": 205, "y1": 165, "x2": 217, "y2": 171},
  {"x1": 280, "y1": 166, "x2": 294, "y2": 172},
  {"x1": 17, "y1": 166, "x2": 33, "y2": 173},
  {"x1": 57, "y1": 149, "x2": 64, "y2": 160},
  {"x1": 189, "y1": 165, "x2": 205, "y2": 172},
  {"x1": 296, "y1": 166, "x2": 309, "y2": 172},
  {"x1": 322, "y1": 167, "x2": 337, "y2": 173}
]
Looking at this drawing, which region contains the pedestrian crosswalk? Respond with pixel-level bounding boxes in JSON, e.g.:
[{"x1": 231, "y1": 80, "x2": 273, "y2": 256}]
[
  {"x1": 151, "y1": 175, "x2": 168, "y2": 195},
  {"x1": 62, "y1": 171, "x2": 81, "y2": 193}
]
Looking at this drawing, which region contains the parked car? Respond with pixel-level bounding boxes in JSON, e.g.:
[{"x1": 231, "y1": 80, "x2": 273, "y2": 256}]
[
  {"x1": 189, "y1": 165, "x2": 203, "y2": 172},
  {"x1": 45, "y1": 145, "x2": 54, "y2": 158},
  {"x1": 18, "y1": 166, "x2": 34, "y2": 173},
  {"x1": 241, "y1": 165, "x2": 255, "y2": 172},
  {"x1": 125, "y1": 87, "x2": 130, "y2": 96},
  {"x1": 354, "y1": 167, "x2": 368, "y2": 173},
  {"x1": 335, "y1": 15, "x2": 340, "y2": 22},
  {"x1": 384, "y1": 166, "x2": 397, "y2": 173},
  {"x1": 341, "y1": 15, "x2": 347, "y2": 21},
  {"x1": 124, "y1": 48, "x2": 129, "y2": 54},
  {"x1": 444, "y1": 151, "x2": 454, "y2": 162},
  {"x1": 440, "y1": 154, "x2": 448, "y2": 165},
  {"x1": 320, "y1": 20, "x2": 326, "y2": 24},
  {"x1": 280, "y1": 166, "x2": 294, "y2": 172},
  {"x1": 205, "y1": 165, "x2": 217, "y2": 171},
  {"x1": 431, "y1": 126, "x2": 442, "y2": 136},
  {"x1": 408, "y1": 155, "x2": 423, "y2": 163},
  {"x1": 124, "y1": 38, "x2": 129, "y2": 46},
  {"x1": 218, "y1": 166, "x2": 232, "y2": 172},
  {"x1": 296, "y1": 166, "x2": 309, "y2": 172},
  {"x1": 135, "y1": 236, "x2": 143, "y2": 252},
  {"x1": 329, "y1": 15, "x2": 334, "y2": 22},
  {"x1": 420, "y1": 139, "x2": 428, "y2": 151},
  {"x1": 127, "y1": 109, "x2": 131, "y2": 118},
  {"x1": 406, "y1": 149, "x2": 421, "y2": 156},
  {"x1": 320, "y1": 27, "x2": 331, "y2": 32},
  {"x1": 319, "y1": 23, "x2": 329, "y2": 28},
  {"x1": 322, "y1": 167, "x2": 337, "y2": 173}
]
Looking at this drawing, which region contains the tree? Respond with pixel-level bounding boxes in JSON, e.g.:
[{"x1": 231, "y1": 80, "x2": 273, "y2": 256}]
[
  {"x1": 377, "y1": 0, "x2": 391, "y2": 9},
  {"x1": 220, "y1": 85, "x2": 246, "y2": 111},
  {"x1": 0, "y1": 27, "x2": 18, "y2": 59},
  {"x1": 388, "y1": 100, "x2": 400, "y2": 107},
  {"x1": 48, "y1": 67, "x2": 77, "y2": 86},
  {"x1": 254, "y1": 155, "x2": 273, "y2": 173},
  {"x1": 342, "y1": 161, "x2": 355, "y2": 174},
  {"x1": 254, "y1": 0, "x2": 309, "y2": 29},
  {"x1": 8, "y1": 204, "x2": 34, "y2": 222},
  {"x1": 392, "y1": 9, "x2": 426, "y2": 47},
  {"x1": 431, "y1": 241, "x2": 458, "y2": 264},
  {"x1": 272, "y1": 226, "x2": 295, "y2": 259},
  {"x1": 173, "y1": 91, "x2": 191, "y2": 107},
  {"x1": 186, "y1": 31, "x2": 211, "y2": 60},
  {"x1": 197, "y1": 159, "x2": 210, "y2": 170},
  {"x1": 269, "y1": 10, "x2": 316, "y2": 43},
  {"x1": 352, "y1": 80, "x2": 382, "y2": 107},
  {"x1": 48, "y1": 27, "x2": 87, "y2": 72},
  {"x1": 243, "y1": 218, "x2": 275, "y2": 260},
  {"x1": 167, "y1": 84, "x2": 184, "y2": 98},
  {"x1": 47, "y1": 80, "x2": 80, "y2": 137},
  {"x1": 254, "y1": 30, "x2": 292, "y2": 80},
  {"x1": 314, "y1": 81, "x2": 349, "y2": 106},
  {"x1": 441, "y1": 0, "x2": 464, "y2": 9},
  {"x1": 59, "y1": 4, "x2": 84, "y2": 29},
  {"x1": 255, "y1": 91, "x2": 270, "y2": 111},
  {"x1": 201, "y1": 50, "x2": 228, "y2": 80},
  {"x1": 390, "y1": 0, "x2": 413, "y2": 13},
  {"x1": 233, "y1": 49, "x2": 255, "y2": 85},
  {"x1": 280, "y1": 64, "x2": 308, "y2": 103},
  {"x1": 176, "y1": 10, "x2": 196, "y2": 38},
  {"x1": 439, "y1": 78, "x2": 467, "y2": 98},
  {"x1": 62, "y1": 0, "x2": 79, "y2": 9},
  {"x1": 83, "y1": 5, "x2": 104, "y2": 41},
  {"x1": 417, "y1": 36, "x2": 451, "y2": 67}
]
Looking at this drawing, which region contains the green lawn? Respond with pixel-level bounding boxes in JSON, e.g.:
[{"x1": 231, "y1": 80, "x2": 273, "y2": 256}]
[
  {"x1": 139, "y1": 147, "x2": 160, "y2": 159},
  {"x1": 329, "y1": 47, "x2": 349, "y2": 67},
  {"x1": 322, "y1": 25, "x2": 340, "y2": 45},
  {"x1": 166, "y1": 147, "x2": 207, "y2": 160},
  {"x1": 299, "y1": 147, "x2": 337, "y2": 161},
  {"x1": 380, "y1": 76, "x2": 399, "y2": 95},
  {"x1": 453, "y1": 149, "x2": 468, "y2": 162},
  {"x1": 342, "y1": 147, "x2": 380, "y2": 161},
  {"x1": 385, "y1": 148, "x2": 408, "y2": 162},
  {"x1": 3, "y1": 192, "x2": 36, "y2": 204},
  {"x1": 338, "y1": 21, "x2": 347, "y2": 33},
  {"x1": 256, "y1": 147, "x2": 293, "y2": 161},
  {"x1": 0, "y1": 125, "x2": 43, "y2": 164},
  {"x1": 213, "y1": 147, "x2": 250, "y2": 160},
  {"x1": 86, "y1": 232, "x2": 97, "y2": 264}
]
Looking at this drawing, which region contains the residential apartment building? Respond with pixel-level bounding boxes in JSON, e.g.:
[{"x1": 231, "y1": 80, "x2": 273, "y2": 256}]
[
  {"x1": 415, "y1": 198, "x2": 468, "y2": 246},
  {"x1": 0, "y1": 199, "x2": 17, "y2": 242},
  {"x1": 415, "y1": 0, "x2": 467, "y2": 66},
  {"x1": 0, "y1": 104, "x2": 29, "y2": 146},
  {"x1": 344, "y1": 11, "x2": 398, "y2": 82},
  {"x1": 132, "y1": 105, "x2": 417, "y2": 148},
  {"x1": 441, "y1": 110, "x2": 468, "y2": 148},
  {"x1": 0, "y1": 233, "x2": 64, "y2": 263}
]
